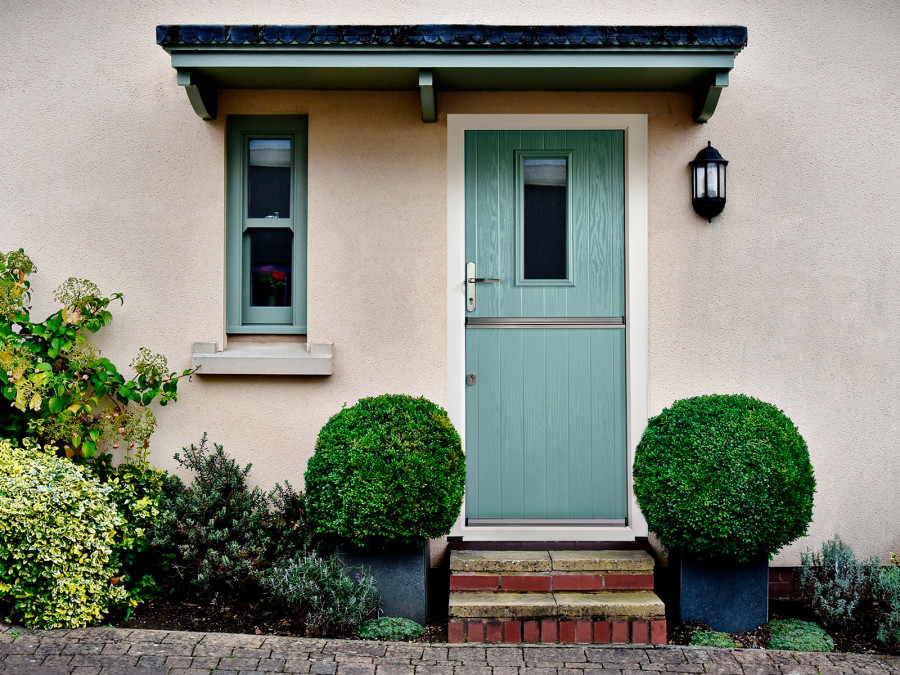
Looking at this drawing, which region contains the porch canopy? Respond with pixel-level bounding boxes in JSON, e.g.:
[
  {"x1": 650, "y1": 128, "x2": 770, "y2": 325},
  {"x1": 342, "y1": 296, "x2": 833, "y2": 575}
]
[{"x1": 156, "y1": 25, "x2": 748, "y2": 123}]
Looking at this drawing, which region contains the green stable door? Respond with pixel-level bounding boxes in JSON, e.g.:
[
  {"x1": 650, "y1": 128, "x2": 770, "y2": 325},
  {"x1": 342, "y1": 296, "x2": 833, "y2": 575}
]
[{"x1": 465, "y1": 130, "x2": 626, "y2": 525}]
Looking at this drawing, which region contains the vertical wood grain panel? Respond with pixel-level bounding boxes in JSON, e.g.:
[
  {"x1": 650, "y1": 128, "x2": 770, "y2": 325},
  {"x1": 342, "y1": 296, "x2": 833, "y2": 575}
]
[
  {"x1": 498, "y1": 131, "x2": 522, "y2": 318},
  {"x1": 499, "y1": 329, "x2": 525, "y2": 517},
  {"x1": 522, "y1": 329, "x2": 548, "y2": 517},
  {"x1": 545, "y1": 328, "x2": 570, "y2": 517}
]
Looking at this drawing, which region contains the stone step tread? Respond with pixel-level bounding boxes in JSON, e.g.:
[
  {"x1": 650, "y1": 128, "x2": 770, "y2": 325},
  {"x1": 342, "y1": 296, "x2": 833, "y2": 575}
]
[
  {"x1": 448, "y1": 590, "x2": 664, "y2": 620},
  {"x1": 450, "y1": 549, "x2": 654, "y2": 573}
]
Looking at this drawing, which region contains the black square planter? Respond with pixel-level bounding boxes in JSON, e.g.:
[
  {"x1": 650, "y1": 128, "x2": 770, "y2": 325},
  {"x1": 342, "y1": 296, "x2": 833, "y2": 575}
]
[
  {"x1": 337, "y1": 543, "x2": 428, "y2": 625},
  {"x1": 671, "y1": 552, "x2": 769, "y2": 633}
]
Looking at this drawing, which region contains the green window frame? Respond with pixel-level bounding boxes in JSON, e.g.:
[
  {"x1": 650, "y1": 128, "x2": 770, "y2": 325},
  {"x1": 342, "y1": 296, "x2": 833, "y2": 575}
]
[{"x1": 226, "y1": 115, "x2": 308, "y2": 334}]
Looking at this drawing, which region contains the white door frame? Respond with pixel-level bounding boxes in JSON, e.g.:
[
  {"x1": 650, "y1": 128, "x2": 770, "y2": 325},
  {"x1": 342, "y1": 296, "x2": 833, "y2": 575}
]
[{"x1": 446, "y1": 114, "x2": 649, "y2": 541}]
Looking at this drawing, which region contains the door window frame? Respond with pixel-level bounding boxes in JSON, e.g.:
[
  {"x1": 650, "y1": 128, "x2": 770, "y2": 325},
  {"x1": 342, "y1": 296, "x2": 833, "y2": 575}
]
[{"x1": 446, "y1": 114, "x2": 649, "y2": 542}]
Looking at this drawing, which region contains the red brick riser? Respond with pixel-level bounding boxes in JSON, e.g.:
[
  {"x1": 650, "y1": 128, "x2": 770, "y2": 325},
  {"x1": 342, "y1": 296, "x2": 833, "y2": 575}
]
[
  {"x1": 449, "y1": 573, "x2": 655, "y2": 592},
  {"x1": 448, "y1": 618, "x2": 667, "y2": 644}
]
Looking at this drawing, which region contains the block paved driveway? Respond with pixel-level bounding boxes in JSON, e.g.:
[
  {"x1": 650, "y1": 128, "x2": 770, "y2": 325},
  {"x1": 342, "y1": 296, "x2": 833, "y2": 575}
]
[{"x1": 1, "y1": 624, "x2": 898, "y2": 675}]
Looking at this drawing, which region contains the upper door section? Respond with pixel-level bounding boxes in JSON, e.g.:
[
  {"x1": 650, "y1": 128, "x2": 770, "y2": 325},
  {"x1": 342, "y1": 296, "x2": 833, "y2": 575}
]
[{"x1": 465, "y1": 130, "x2": 625, "y2": 320}]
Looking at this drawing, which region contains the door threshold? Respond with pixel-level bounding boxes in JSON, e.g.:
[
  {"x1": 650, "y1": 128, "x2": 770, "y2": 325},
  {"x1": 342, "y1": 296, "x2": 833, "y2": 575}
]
[{"x1": 467, "y1": 518, "x2": 626, "y2": 526}]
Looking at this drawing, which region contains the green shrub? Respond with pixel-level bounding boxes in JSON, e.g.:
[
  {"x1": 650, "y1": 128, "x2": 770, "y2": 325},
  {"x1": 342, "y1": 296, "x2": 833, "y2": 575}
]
[
  {"x1": 874, "y1": 559, "x2": 900, "y2": 650},
  {"x1": 766, "y1": 618, "x2": 834, "y2": 652},
  {"x1": 85, "y1": 452, "x2": 169, "y2": 608},
  {"x1": 633, "y1": 394, "x2": 815, "y2": 561},
  {"x1": 0, "y1": 248, "x2": 194, "y2": 457},
  {"x1": 0, "y1": 441, "x2": 126, "y2": 628},
  {"x1": 267, "y1": 551, "x2": 379, "y2": 637},
  {"x1": 798, "y1": 536, "x2": 878, "y2": 630},
  {"x1": 690, "y1": 628, "x2": 739, "y2": 648},
  {"x1": 359, "y1": 616, "x2": 425, "y2": 641},
  {"x1": 305, "y1": 394, "x2": 465, "y2": 549},
  {"x1": 153, "y1": 435, "x2": 311, "y2": 600}
]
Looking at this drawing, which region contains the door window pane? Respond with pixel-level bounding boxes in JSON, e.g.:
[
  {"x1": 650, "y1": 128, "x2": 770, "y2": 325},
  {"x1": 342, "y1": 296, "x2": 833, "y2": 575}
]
[
  {"x1": 249, "y1": 228, "x2": 292, "y2": 307},
  {"x1": 523, "y1": 158, "x2": 567, "y2": 279},
  {"x1": 248, "y1": 139, "x2": 291, "y2": 218}
]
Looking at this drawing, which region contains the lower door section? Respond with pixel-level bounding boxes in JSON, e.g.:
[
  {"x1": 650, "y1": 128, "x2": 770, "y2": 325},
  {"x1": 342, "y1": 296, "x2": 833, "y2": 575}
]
[{"x1": 465, "y1": 327, "x2": 626, "y2": 523}]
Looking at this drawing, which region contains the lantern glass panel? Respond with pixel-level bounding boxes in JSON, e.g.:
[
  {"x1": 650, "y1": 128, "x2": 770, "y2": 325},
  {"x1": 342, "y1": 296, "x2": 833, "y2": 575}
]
[
  {"x1": 718, "y1": 164, "x2": 726, "y2": 199},
  {"x1": 706, "y1": 162, "x2": 719, "y2": 198},
  {"x1": 694, "y1": 165, "x2": 706, "y2": 198}
]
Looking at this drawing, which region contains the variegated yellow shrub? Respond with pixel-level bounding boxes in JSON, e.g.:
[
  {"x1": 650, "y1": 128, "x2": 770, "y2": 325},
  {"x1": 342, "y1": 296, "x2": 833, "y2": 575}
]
[{"x1": 0, "y1": 441, "x2": 126, "y2": 628}]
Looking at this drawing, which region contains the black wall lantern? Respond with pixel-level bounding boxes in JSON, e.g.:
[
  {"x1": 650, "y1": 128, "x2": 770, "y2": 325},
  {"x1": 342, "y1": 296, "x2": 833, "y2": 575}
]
[{"x1": 690, "y1": 142, "x2": 728, "y2": 222}]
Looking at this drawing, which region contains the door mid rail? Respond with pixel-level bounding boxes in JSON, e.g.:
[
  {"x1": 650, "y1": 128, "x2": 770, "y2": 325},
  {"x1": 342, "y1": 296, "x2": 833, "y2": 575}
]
[{"x1": 466, "y1": 317, "x2": 624, "y2": 329}]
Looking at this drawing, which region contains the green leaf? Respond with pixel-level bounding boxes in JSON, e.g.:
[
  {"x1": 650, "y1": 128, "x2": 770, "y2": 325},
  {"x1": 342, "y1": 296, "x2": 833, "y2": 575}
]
[
  {"x1": 35, "y1": 362, "x2": 51, "y2": 371},
  {"x1": 49, "y1": 396, "x2": 63, "y2": 413}
]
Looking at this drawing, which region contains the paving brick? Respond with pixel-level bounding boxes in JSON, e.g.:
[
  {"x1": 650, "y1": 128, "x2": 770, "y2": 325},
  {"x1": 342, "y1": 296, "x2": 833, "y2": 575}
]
[
  {"x1": 486, "y1": 646, "x2": 525, "y2": 665},
  {"x1": 585, "y1": 646, "x2": 649, "y2": 665},
  {"x1": 35, "y1": 639, "x2": 70, "y2": 654},
  {"x1": 165, "y1": 655, "x2": 194, "y2": 668},
  {"x1": 647, "y1": 648, "x2": 686, "y2": 664},
  {"x1": 523, "y1": 646, "x2": 587, "y2": 664},
  {"x1": 311, "y1": 660, "x2": 339, "y2": 674},
  {"x1": 447, "y1": 646, "x2": 486, "y2": 663},
  {"x1": 285, "y1": 657, "x2": 314, "y2": 672},
  {"x1": 337, "y1": 663, "x2": 375, "y2": 675},
  {"x1": 1, "y1": 653, "x2": 45, "y2": 669},
  {"x1": 454, "y1": 667, "x2": 493, "y2": 675},
  {"x1": 413, "y1": 666, "x2": 453, "y2": 675},
  {"x1": 376, "y1": 664, "x2": 415, "y2": 675}
]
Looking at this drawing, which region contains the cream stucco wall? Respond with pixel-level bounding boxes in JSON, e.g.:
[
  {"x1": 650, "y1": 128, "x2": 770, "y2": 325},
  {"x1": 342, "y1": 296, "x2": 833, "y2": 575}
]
[{"x1": 1, "y1": 1, "x2": 898, "y2": 566}]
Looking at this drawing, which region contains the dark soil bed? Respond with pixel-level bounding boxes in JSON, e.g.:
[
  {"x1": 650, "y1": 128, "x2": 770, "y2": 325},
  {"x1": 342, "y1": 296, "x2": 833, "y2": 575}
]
[
  {"x1": 109, "y1": 597, "x2": 447, "y2": 642},
  {"x1": 667, "y1": 601, "x2": 889, "y2": 654}
]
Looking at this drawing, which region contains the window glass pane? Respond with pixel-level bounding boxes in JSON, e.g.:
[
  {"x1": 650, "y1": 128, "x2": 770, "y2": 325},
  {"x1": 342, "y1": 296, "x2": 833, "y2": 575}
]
[
  {"x1": 249, "y1": 228, "x2": 292, "y2": 307},
  {"x1": 523, "y1": 158, "x2": 567, "y2": 280},
  {"x1": 248, "y1": 139, "x2": 291, "y2": 218}
]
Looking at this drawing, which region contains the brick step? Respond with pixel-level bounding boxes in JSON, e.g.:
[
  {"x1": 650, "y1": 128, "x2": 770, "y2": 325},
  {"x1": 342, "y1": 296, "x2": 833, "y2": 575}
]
[
  {"x1": 448, "y1": 591, "x2": 666, "y2": 644},
  {"x1": 449, "y1": 590, "x2": 664, "y2": 621},
  {"x1": 447, "y1": 550, "x2": 665, "y2": 644},
  {"x1": 448, "y1": 616, "x2": 667, "y2": 644},
  {"x1": 450, "y1": 549, "x2": 655, "y2": 592}
]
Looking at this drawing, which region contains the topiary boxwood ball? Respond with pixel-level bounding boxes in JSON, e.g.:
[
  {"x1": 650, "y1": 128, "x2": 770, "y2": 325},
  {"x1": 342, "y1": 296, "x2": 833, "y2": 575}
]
[
  {"x1": 305, "y1": 394, "x2": 465, "y2": 550},
  {"x1": 633, "y1": 394, "x2": 815, "y2": 562}
]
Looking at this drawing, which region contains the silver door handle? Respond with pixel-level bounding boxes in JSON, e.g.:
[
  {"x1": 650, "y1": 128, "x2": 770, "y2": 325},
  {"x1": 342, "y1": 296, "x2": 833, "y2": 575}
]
[{"x1": 466, "y1": 262, "x2": 500, "y2": 312}]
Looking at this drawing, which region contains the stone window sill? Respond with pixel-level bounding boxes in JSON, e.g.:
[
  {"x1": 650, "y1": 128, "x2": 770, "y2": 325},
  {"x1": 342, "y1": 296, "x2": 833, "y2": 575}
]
[{"x1": 191, "y1": 340, "x2": 333, "y2": 376}]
